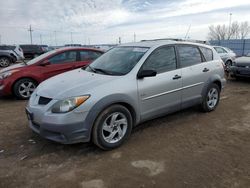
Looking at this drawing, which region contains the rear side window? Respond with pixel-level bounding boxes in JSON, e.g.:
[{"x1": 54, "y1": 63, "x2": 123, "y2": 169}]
[
  {"x1": 178, "y1": 45, "x2": 202, "y2": 68},
  {"x1": 200, "y1": 47, "x2": 213, "y2": 61},
  {"x1": 80, "y1": 51, "x2": 102, "y2": 61},
  {"x1": 49, "y1": 51, "x2": 77, "y2": 64},
  {"x1": 142, "y1": 46, "x2": 177, "y2": 73},
  {"x1": 214, "y1": 47, "x2": 227, "y2": 54}
]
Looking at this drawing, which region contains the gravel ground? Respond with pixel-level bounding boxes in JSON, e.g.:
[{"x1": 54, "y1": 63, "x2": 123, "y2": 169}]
[{"x1": 0, "y1": 78, "x2": 250, "y2": 188}]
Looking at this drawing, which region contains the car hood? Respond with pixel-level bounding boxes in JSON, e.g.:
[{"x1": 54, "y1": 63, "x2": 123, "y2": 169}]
[
  {"x1": 0, "y1": 63, "x2": 26, "y2": 73},
  {"x1": 235, "y1": 56, "x2": 250, "y2": 66},
  {"x1": 36, "y1": 69, "x2": 119, "y2": 100}
]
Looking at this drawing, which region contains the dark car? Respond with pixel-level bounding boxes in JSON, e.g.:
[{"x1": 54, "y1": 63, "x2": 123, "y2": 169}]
[
  {"x1": 0, "y1": 47, "x2": 104, "y2": 99},
  {"x1": 0, "y1": 51, "x2": 17, "y2": 67},
  {"x1": 20, "y1": 44, "x2": 47, "y2": 59},
  {"x1": 229, "y1": 53, "x2": 250, "y2": 78}
]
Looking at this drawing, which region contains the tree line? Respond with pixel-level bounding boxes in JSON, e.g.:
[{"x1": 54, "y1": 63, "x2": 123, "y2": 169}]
[{"x1": 208, "y1": 21, "x2": 250, "y2": 41}]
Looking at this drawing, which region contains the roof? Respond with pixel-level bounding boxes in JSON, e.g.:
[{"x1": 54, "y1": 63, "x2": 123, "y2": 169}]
[{"x1": 55, "y1": 46, "x2": 104, "y2": 52}]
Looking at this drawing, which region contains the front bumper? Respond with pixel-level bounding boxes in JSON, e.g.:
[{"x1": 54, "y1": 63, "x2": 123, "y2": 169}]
[
  {"x1": 26, "y1": 102, "x2": 92, "y2": 144},
  {"x1": 229, "y1": 66, "x2": 250, "y2": 77}
]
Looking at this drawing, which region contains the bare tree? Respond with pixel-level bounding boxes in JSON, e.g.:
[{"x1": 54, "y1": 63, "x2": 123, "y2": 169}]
[
  {"x1": 229, "y1": 21, "x2": 240, "y2": 39},
  {"x1": 208, "y1": 25, "x2": 227, "y2": 40},
  {"x1": 208, "y1": 21, "x2": 250, "y2": 40},
  {"x1": 240, "y1": 21, "x2": 250, "y2": 39}
]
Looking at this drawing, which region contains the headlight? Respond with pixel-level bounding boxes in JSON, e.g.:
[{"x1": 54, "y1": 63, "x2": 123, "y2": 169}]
[
  {"x1": 51, "y1": 95, "x2": 90, "y2": 113},
  {"x1": 0, "y1": 70, "x2": 19, "y2": 79}
]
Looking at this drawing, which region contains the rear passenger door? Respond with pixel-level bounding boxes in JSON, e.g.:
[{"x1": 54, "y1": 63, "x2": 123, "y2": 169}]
[
  {"x1": 177, "y1": 45, "x2": 212, "y2": 108},
  {"x1": 77, "y1": 50, "x2": 103, "y2": 68},
  {"x1": 137, "y1": 46, "x2": 182, "y2": 121}
]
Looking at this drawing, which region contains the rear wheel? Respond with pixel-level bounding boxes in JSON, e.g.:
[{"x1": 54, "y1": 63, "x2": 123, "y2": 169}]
[
  {"x1": 92, "y1": 105, "x2": 133, "y2": 150},
  {"x1": 0, "y1": 57, "x2": 11, "y2": 67},
  {"x1": 201, "y1": 84, "x2": 220, "y2": 112},
  {"x1": 13, "y1": 78, "x2": 37, "y2": 100}
]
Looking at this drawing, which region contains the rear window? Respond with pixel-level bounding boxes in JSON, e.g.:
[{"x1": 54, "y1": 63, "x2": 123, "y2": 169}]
[
  {"x1": 0, "y1": 45, "x2": 15, "y2": 50},
  {"x1": 200, "y1": 47, "x2": 213, "y2": 61}
]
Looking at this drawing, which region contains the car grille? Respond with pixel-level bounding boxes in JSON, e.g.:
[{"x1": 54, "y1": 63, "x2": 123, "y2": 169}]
[{"x1": 38, "y1": 96, "x2": 52, "y2": 105}]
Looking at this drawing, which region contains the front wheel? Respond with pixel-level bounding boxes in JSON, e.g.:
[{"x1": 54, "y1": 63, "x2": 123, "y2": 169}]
[
  {"x1": 13, "y1": 78, "x2": 37, "y2": 100},
  {"x1": 92, "y1": 105, "x2": 133, "y2": 150},
  {"x1": 201, "y1": 84, "x2": 220, "y2": 112}
]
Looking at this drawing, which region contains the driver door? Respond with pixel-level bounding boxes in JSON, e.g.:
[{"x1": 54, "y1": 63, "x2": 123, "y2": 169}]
[
  {"x1": 137, "y1": 46, "x2": 182, "y2": 121},
  {"x1": 41, "y1": 50, "x2": 77, "y2": 80}
]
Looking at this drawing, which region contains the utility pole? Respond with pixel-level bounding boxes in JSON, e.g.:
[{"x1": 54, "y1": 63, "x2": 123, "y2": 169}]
[
  {"x1": 134, "y1": 33, "x2": 136, "y2": 42},
  {"x1": 229, "y1": 13, "x2": 232, "y2": 39},
  {"x1": 28, "y1": 25, "x2": 33, "y2": 44},
  {"x1": 54, "y1": 31, "x2": 57, "y2": 46},
  {"x1": 70, "y1": 32, "x2": 73, "y2": 44},
  {"x1": 119, "y1": 37, "x2": 121, "y2": 44},
  {"x1": 40, "y1": 34, "x2": 43, "y2": 45}
]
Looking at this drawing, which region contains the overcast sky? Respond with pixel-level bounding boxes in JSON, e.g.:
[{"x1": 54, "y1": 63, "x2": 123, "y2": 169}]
[{"x1": 0, "y1": 0, "x2": 250, "y2": 45}]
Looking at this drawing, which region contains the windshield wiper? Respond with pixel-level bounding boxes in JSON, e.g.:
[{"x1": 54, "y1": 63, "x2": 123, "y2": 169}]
[
  {"x1": 84, "y1": 65, "x2": 97, "y2": 73},
  {"x1": 94, "y1": 68, "x2": 114, "y2": 75}
]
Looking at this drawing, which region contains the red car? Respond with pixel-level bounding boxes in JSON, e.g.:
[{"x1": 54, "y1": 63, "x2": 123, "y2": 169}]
[{"x1": 0, "y1": 47, "x2": 104, "y2": 99}]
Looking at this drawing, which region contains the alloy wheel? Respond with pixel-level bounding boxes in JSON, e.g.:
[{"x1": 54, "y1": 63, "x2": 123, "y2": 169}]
[
  {"x1": 102, "y1": 112, "x2": 128, "y2": 144},
  {"x1": 18, "y1": 81, "x2": 36, "y2": 98},
  {"x1": 207, "y1": 88, "x2": 218, "y2": 109}
]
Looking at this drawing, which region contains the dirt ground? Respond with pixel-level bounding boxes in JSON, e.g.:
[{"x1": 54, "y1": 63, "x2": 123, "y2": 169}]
[{"x1": 0, "y1": 78, "x2": 250, "y2": 188}]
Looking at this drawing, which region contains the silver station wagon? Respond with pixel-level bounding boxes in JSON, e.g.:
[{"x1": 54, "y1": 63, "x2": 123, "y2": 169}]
[{"x1": 26, "y1": 40, "x2": 226, "y2": 150}]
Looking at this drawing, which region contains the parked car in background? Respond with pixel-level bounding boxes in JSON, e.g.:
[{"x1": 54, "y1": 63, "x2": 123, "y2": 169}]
[
  {"x1": 0, "y1": 47, "x2": 104, "y2": 99},
  {"x1": 229, "y1": 53, "x2": 250, "y2": 78},
  {"x1": 213, "y1": 46, "x2": 236, "y2": 67},
  {"x1": 20, "y1": 44, "x2": 47, "y2": 59},
  {"x1": 0, "y1": 51, "x2": 17, "y2": 67},
  {"x1": 40, "y1": 45, "x2": 49, "y2": 53},
  {"x1": 26, "y1": 40, "x2": 226, "y2": 150},
  {"x1": 0, "y1": 45, "x2": 24, "y2": 62}
]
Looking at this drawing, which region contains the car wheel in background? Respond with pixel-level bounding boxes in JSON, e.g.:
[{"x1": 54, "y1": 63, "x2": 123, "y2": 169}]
[
  {"x1": 13, "y1": 78, "x2": 37, "y2": 100},
  {"x1": 92, "y1": 105, "x2": 133, "y2": 150},
  {"x1": 225, "y1": 60, "x2": 232, "y2": 71},
  {"x1": 0, "y1": 57, "x2": 11, "y2": 67},
  {"x1": 201, "y1": 83, "x2": 220, "y2": 112}
]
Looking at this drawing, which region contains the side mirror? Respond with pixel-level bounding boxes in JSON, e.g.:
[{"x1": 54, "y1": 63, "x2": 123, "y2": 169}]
[
  {"x1": 137, "y1": 70, "x2": 157, "y2": 79},
  {"x1": 40, "y1": 60, "x2": 50, "y2": 66}
]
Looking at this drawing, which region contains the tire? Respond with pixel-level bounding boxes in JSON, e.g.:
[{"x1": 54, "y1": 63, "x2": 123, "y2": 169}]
[
  {"x1": 225, "y1": 60, "x2": 232, "y2": 67},
  {"x1": 0, "y1": 57, "x2": 11, "y2": 67},
  {"x1": 13, "y1": 78, "x2": 37, "y2": 100},
  {"x1": 92, "y1": 105, "x2": 133, "y2": 150},
  {"x1": 201, "y1": 83, "x2": 220, "y2": 112}
]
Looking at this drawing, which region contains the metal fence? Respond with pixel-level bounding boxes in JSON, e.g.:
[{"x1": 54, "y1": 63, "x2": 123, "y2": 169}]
[{"x1": 209, "y1": 39, "x2": 250, "y2": 56}]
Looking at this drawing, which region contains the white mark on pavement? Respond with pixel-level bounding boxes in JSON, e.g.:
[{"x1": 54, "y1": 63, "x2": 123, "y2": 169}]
[{"x1": 131, "y1": 160, "x2": 165, "y2": 176}]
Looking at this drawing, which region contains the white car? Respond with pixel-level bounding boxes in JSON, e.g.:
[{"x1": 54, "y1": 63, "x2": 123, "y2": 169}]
[
  {"x1": 213, "y1": 46, "x2": 236, "y2": 67},
  {"x1": 0, "y1": 45, "x2": 25, "y2": 61}
]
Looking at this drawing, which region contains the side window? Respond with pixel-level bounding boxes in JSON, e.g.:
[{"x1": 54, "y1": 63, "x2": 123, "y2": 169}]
[
  {"x1": 200, "y1": 47, "x2": 213, "y2": 61},
  {"x1": 49, "y1": 51, "x2": 77, "y2": 64},
  {"x1": 142, "y1": 46, "x2": 177, "y2": 73},
  {"x1": 80, "y1": 51, "x2": 102, "y2": 61},
  {"x1": 178, "y1": 45, "x2": 202, "y2": 68},
  {"x1": 214, "y1": 47, "x2": 227, "y2": 54}
]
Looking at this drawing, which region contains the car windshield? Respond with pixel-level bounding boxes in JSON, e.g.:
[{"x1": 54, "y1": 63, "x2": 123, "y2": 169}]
[
  {"x1": 26, "y1": 50, "x2": 57, "y2": 65},
  {"x1": 85, "y1": 46, "x2": 149, "y2": 75}
]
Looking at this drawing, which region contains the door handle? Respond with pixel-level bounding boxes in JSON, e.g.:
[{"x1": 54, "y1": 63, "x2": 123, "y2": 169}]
[
  {"x1": 203, "y1": 68, "x2": 210, "y2": 72},
  {"x1": 173, "y1": 75, "x2": 182, "y2": 80}
]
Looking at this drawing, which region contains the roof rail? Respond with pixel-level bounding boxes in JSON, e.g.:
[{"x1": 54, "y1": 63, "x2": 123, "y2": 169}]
[{"x1": 141, "y1": 38, "x2": 208, "y2": 44}]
